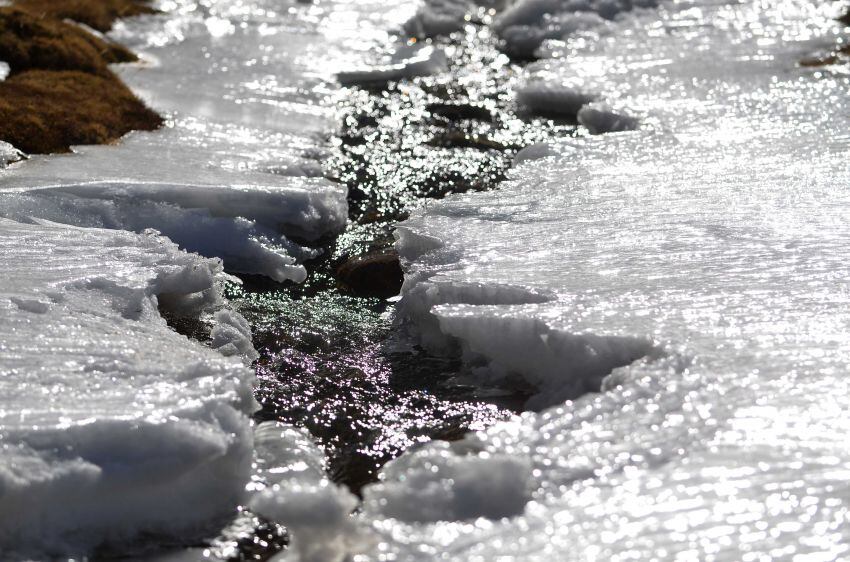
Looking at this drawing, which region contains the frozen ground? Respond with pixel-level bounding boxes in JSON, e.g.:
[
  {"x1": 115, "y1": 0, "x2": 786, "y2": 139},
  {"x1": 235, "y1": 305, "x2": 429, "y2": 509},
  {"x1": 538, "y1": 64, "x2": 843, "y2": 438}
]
[{"x1": 356, "y1": 0, "x2": 850, "y2": 559}]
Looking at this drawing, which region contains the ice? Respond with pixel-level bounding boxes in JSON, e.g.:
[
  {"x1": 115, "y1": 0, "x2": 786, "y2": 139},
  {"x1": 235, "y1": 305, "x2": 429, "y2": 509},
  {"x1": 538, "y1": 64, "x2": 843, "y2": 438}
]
[
  {"x1": 516, "y1": 80, "x2": 596, "y2": 117},
  {"x1": 0, "y1": 129, "x2": 348, "y2": 282},
  {"x1": 353, "y1": 0, "x2": 850, "y2": 559},
  {"x1": 0, "y1": 218, "x2": 257, "y2": 556},
  {"x1": 495, "y1": 0, "x2": 657, "y2": 58},
  {"x1": 249, "y1": 423, "x2": 366, "y2": 562},
  {"x1": 0, "y1": 140, "x2": 22, "y2": 168},
  {"x1": 404, "y1": 0, "x2": 474, "y2": 37},
  {"x1": 0, "y1": 0, "x2": 378, "y2": 282},
  {"x1": 337, "y1": 43, "x2": 448, "y2": 86}
]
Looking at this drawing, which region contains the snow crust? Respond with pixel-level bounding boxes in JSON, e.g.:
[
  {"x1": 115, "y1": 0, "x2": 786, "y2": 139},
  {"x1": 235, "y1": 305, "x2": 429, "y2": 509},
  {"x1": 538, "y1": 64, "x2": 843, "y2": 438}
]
[
  {"x1": 0, "y1": 0, "x2": 364, "y2": 282},
  {"x1": 338, "y1": 43, "x2": 448, "y2": 86},
  {"x1": 356, "y1": 0, "x2": 850, "y2": 559},
  {"x1": 0, "y1": 0, "x2": 417, "y2": 555},
  {"x1": 0, "y1": 140, "x2": 21, "y2": 168},
  {"x1": 249, "y1": 423, "x2": 366, "y2": 562},
  {"x1": 0, "y1": 218, "x2": 257, "y2": 556}
]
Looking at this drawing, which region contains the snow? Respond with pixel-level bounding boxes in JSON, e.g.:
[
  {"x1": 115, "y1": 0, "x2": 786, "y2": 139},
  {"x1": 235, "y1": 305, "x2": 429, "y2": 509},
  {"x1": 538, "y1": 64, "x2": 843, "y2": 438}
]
[
  {"x1": 0, "y1": 218, "x2": 257, "y2": 556},
  {"x1": 0, "y1": 140, "x2": 22, "y2": 168},
  {"x1": 0, "y1": 131, "x2": 347, "y2": 282},
  {"x1": 337, "y1": 43, "x2": 448, "y2": 86},
  {"x1": 516, "y1": 80, "x2": 596, "y2": 117},
  {"x1": 0, "y1": 0, "x2": 362, "y2": 282},
  {"x1": 249, "y1": 423, "x2": 366, "y2": 562},
  {"x1": 353, "y1": 0, "x2": 850, "y2": 559},
  {"x1": 0, "y1": 0, "x2": 417, "y2": 555}
]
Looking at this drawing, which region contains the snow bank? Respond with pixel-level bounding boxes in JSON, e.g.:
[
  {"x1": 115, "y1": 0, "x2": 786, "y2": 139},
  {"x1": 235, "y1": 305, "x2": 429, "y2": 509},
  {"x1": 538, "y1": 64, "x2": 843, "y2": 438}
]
[
  {"x1": 0, "y1": 218, "x2": 258, "y2": 557},
  {"x1": 0, "y1": 0, "x2": 356, "y2": 283},
  {"x1": 355, "y1": 1, "x2": 850, "y2": 559},
  {"x1": 337, "y1": 43, "x2": 448, "y2": 86},
  {"x1": 0, "y1": 130, "x2": 348, "y2": 282},
  {"x1": 249, "y1": 423, "x2": 367, "y2": 562}
]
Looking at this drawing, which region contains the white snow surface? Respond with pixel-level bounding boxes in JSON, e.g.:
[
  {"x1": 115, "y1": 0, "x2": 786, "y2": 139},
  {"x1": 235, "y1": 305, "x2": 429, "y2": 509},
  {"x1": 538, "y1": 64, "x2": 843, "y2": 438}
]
[
  {"x1": 249, "y1": 423, "x2": 367, "y2": 562},
  {"x1": 0, "y1": 0, "x2": 418, "y2": 281},
  {"x1": 355, "y1": 0, "x2": 850, "y2": 560},
  {"x1": 337, "y1": 43, "x2": 448, "y2": 86},
  {"x1": 0, "y1": 0, "x2": 419, "y2": 557},
  {"x1": 0, "y1": 218, "x2": 257, "y2": 556}
]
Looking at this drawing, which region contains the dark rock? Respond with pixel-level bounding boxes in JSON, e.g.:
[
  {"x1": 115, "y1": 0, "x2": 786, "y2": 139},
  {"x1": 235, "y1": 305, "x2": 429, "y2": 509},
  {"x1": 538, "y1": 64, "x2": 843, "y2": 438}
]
[
  {"x1": 427, "y1": 102, "x2": 494, "y2": 122},
  {"x1": 336, "y1": 250, "x2": 404, "y2": 298}
]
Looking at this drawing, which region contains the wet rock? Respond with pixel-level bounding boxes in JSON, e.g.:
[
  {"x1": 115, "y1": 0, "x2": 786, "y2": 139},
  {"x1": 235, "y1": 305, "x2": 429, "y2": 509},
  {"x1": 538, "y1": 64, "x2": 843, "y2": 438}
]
[
  {"x1": 427, "y1": 101, "x2": 494, "y2": 122},
  {"x1": 336, "y1": 250, "x2": 404, "y2": 298}
]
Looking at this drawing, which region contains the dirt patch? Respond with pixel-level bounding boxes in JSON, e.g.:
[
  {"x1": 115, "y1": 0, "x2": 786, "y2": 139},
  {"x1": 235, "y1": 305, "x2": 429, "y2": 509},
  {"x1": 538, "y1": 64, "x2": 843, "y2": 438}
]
[
  {"x1": 14, "y1": 0, "x2": 156, "y2": 32},
  {"x1": 0, "y1": 70, "x2": 161, "y2": 153},
  {"x1": 0, "y1": 7, "x2": 136, "y2": 75}
]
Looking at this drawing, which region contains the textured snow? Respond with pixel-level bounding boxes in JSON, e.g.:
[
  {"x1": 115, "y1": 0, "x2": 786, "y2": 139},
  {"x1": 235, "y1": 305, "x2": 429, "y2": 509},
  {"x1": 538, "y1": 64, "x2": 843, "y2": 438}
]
[
  {"x1": 0, "y1": 0, "x2": 419, "y2": 555},
  {"x1": 337, "y1": 43, "x2": 448, "y2": 86},
  {"x1": 249, "y1": 423, "x2": 365, "y2": 562},
  {"x1": 0, "y1": 140, "x2": 22, "y2": 168},
  {"x1": 0, "y1": 218, "x2": 257, "y2": 556},
  {"x1": 0, "y1": 132, "x2": 347, "y2": 282},
  {"x1": 356, "y1": 0, "x2": 850, "y2": 559},
  {"x1": 0, "y1": 0, "x2": 370, "y2": 282}
]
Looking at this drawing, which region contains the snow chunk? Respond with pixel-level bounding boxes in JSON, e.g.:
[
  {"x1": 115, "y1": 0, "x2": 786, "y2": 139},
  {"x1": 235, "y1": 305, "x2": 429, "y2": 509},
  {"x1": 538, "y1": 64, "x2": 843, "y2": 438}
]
[
  {"x1": 516, "y1": 80, "x2": 596, "y2": 118},
  {"x1": 362, "y1": 440, "x2": 533, "y2": 523},
  {"x1": 404, "y1": 0, "x2": 472, "y2": 37},
  {"x1": 249, "y1": 422, "x2": 368, "y2": 562},
  {"x1": 495, "y1": 0, "x2": 649, "y2": 58},
  {"x1": 0, "y1": 218, "x2": 257, "y2": 556},
  {"x1": 0, "y1": 141, "x2": 23, "y2": 168},
  {"x1": 337, "y1": 43, "x2": 447, "y2": 86},
  {"x1": 577, "y1": 102, "x2": 638, "y2": 134}
]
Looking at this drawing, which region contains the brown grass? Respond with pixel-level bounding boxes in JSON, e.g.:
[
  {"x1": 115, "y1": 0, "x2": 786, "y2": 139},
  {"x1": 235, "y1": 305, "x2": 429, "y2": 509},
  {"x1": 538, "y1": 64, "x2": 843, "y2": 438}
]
[
  {"x1": 0, "y1": 7, "x2": 136, "y2": 75},
  {"x1": 0, "y1": 70, "x2": 162, "y2": 154},
  {"x1": 14, "y1": 0, "x2": 157, "y2": 32}
]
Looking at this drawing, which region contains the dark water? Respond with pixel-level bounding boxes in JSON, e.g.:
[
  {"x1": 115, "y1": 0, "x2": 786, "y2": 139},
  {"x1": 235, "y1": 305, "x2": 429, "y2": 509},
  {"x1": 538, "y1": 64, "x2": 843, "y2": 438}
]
[{"x1": 220, "y1": 25, "x2": 575, "y2": 561}]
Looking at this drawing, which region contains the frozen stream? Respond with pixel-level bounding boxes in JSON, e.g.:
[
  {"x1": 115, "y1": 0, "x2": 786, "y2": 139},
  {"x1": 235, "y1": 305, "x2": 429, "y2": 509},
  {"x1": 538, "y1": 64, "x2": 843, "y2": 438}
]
[{"x1": 0, "y1": 0, "x2": 849, "y2": 560}]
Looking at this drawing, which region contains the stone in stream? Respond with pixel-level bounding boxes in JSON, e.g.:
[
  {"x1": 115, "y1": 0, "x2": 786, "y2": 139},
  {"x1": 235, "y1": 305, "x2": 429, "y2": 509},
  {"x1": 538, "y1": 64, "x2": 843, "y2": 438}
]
[{"x1": 335, "y1": 250, "x2": 404, "y2": 298}]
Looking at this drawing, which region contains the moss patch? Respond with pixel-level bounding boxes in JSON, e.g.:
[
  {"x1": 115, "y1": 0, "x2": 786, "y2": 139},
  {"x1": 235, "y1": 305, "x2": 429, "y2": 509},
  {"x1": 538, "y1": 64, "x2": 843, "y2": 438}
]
[
  {"x1": 0, "y1": 7, "x2": 136, "y2": 75},
  {"x1": 14, "y1": 0, "x2": 156, "y2": 32},
  {"x1": 0, "y1": 70, "x2": 162, "y2": 154},
  {"x1": 0, "y1": 0, "x2": 162, "y2": 153}
]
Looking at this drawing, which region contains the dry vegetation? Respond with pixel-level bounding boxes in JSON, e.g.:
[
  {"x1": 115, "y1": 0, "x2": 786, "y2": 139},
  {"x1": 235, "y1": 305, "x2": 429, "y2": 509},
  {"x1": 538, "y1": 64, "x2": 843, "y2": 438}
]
[
  {"x1": 0, "y1": 70, "x2": 161, "y2": 153},
  {"x1": 14, "y1": 0, "x2": 157, "y2": 32},
  {"x1": 0, "y1": 0, "x2": 161, "y2": 154},
  {"x1": 0, "y1": 8, "x2": 136, "y2": 74}
]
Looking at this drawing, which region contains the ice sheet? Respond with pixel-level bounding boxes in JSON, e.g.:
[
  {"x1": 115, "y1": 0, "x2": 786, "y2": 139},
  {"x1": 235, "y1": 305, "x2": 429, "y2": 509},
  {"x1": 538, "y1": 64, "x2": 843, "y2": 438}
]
[
  {"x1": 0, "y1": 218, "x2": 257, "y2": 556},
  {"x1": 358, "y1": 0, "x2": 850, "y2": 559},
  {"x1": 0, "y1": 0, "x2": 416, "y2": 281}
]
